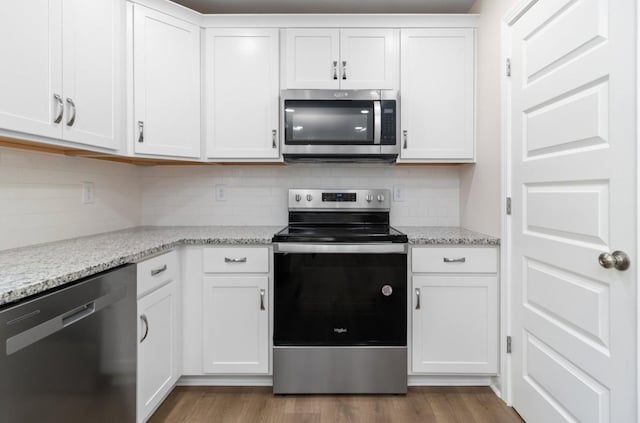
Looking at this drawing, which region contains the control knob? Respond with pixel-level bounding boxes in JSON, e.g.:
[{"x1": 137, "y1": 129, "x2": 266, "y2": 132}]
[
  {"x1": 295, "y1": 194, "x2": 302, "y2": 202},
  {"x1": 306, "y1": 194, "x2": 313, "y2": 202},
  {"x1": 377, "y1": 194, "x2": 385, "y2": 202},
  {"x1": 365, "y1": 194, "x2": 373, "y2": 203}
]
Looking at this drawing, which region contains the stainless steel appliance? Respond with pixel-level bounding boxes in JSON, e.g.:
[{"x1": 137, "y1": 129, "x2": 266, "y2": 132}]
[
  {"x1": 273, "y1": 189, "x2": 408, "y2": 394},
  {"x1": 281, "y1": 90, "x2": 399, "y2": 163},
  {"x1": 0, "y1": 265, "x2": 137, "y2": 423}
]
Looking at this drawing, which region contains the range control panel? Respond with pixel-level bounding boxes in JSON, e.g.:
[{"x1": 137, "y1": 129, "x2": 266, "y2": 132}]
[{"x1": 289, "y1": 189, "x2": 390, "y2": 210}]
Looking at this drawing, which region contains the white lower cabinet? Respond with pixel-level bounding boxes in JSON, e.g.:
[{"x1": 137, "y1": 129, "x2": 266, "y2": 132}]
[
  {"x1": 411, "y1": 247, "x2": 498, "y2": 375},
  {"x1": 202, "y1": 276, "x2": 269, "y2": 374},
  {"x1": 137, "y1": 252, "x2": 181, "y2": 423}
]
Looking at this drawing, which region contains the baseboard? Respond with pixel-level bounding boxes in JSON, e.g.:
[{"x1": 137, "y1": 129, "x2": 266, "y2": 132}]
[
  {"x1": 178, "y1": 374, "x2": 493, "y2": 387},
  {"x1": 408, "y1": 375, "x2": 492, "y2": 386},
  {"x1": 178, "y1": 375, "x2": 273, "y2": 386},
  {"x1": 489, "y1": 382, "x2": 502, "y2": 398}
]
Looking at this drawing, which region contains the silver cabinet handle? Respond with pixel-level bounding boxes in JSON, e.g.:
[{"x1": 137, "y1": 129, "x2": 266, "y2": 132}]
[
  {"x1": 415, "y1": 288, "x2": 421, "y2": 310},
  {"x1": 272, "y1": 129, "x2": 277, "y2": 149},
  {"x1": 332, "y1": 61, "x2": 338, "y2": 80},
  {"x1": 150, "y1": 264, "x2": 167, "y2": 276},
  {"x1": 137, "y1": 121, "x2": 144, "y2": 143},
  {"x1": 443, "y1": 257, "x2": 466, "y2": 263},
  {"x1": 598, "y1": 251, "x2": 631, "y2": 271},
  {"x1": 342, "y1": 60, "x2": 347, "y2": 80},
  {"x1": 259, "y1": 289, "x2": 266, "y2": 311},
  {"x1": 66, "y1": 98, "x2": 76, "y2": 126},
  {"x1": 225, "y1": 257, "x2": 247, "y2": 263},
  {"x1": 140, "y1": 314, "x2": 149, "y2": 343},
  {"x1": 403, "y1": 130, "x2": 408, "y2": 149},
  {"x1": 53, "y1": 94, "x2": 64, "y2": 124}
]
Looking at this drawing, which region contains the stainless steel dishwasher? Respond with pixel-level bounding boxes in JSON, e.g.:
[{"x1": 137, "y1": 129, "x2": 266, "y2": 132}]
[{"x1": 0, "y1": 264, "x2": 137, "y2": 423}]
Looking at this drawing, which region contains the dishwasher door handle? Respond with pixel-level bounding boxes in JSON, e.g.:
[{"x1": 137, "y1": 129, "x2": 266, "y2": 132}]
[
  {"x1": 4, "y1": 287, "x2": 126, "y2": 356},
  {"x1": 62, "y1": 302, "x2": 96, "y2": 327}
]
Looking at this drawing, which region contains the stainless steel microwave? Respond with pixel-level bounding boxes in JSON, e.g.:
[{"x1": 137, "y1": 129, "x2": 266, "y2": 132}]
[{"x1": 281, "y1": 90, "x2": 399, "y2": 163}]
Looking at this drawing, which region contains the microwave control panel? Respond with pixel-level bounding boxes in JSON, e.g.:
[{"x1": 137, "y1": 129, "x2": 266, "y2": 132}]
[{"x1": 380, "y1": 100, "x2": 397, "y2": 145}]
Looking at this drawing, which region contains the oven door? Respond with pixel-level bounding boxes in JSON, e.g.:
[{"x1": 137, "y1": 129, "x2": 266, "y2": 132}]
[{"x1": 273, "y1": 243, "x2": 407, "y2": 347}]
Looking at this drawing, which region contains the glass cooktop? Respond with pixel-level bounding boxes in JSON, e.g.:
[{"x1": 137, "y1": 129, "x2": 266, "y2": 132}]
[{"x1": 272, "y1": 225, "x2": 407, "y2": 243}]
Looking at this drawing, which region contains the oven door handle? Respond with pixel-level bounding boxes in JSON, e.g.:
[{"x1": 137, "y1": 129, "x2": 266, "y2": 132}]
[{"x1": 273, "y1": 243, "x2": 407, "y2": 254}]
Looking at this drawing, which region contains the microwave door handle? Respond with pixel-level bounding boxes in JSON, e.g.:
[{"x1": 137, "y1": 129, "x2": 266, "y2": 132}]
[{"x1": 373, "y1": 101, "x2": 381, "y2": 145}]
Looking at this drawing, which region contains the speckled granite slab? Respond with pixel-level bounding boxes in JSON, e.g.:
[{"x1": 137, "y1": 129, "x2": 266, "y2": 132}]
[
  {"x1": 0, "y1": 225, "x2": 499, "y2": 307},
  {"x1": 0, "y1": 226, "x2": 280, "y2": 307},
  {"x1": 399, "y1": 226, "x2": 500, "y2": 246}
]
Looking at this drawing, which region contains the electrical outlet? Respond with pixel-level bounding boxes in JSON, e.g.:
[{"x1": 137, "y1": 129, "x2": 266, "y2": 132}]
[
  {"x1": 215, "y1": 185, "x2": 227, "y2": 201},
  {"x1": 82, "y1": 182, "x2": 95, "y2": 204},
  {"x1": 393, "y1": 185, "x2": 404, "y2": 202}
]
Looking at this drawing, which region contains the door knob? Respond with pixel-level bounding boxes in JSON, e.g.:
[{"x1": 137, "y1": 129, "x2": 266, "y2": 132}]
[{"x1": 598, "y1": 251, "x2": 630, "y2": 271}]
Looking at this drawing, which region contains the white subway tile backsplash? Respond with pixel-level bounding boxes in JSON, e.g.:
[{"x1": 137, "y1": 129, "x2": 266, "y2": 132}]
[
  {"x1": 0, "y1": 148, "x2": 141, "y2": 251},
  {"x1": 140, "y1": 164, "x2": 460, "y2": 227},
  {"x1": 1, "y1": 147, "x2": 461, "y2": 250}
]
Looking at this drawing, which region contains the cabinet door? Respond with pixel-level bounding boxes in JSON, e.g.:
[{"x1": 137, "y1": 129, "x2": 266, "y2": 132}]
[
  {"x1": 412, "y1": 275, "x2": 498, "y2": 374},
  {"x1": 0, "y1": 0, "x2": 63, "y2": 139},
  {"x1": 202, "y1": 276, "x2": 269, "y2": 374},
  {"x1": 340, "y1": 29, "x2": 398, "y2": 90},
  {"x1": 137, "y1": 281, "x2": 178, "y2": 423},
  {"x1": 205, "y1": 29, "x2": 280, "y2": 159},
  {"x1": 400, "y1": 29, "x2": 474, "y2": 161},
  {"x1": 133, "y1": 6, "x2": 200, "y2": 158},
  {"x1": 285, "y1": 29, "x2": 340, "y2": 89},
  {"x1": 62, "y1": 0, "x2": 122, "y2": 149}
]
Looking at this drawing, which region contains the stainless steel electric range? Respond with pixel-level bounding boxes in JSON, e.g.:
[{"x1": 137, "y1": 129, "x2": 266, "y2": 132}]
[{"x1": 272, "y1": 189, "x2": 408, "y2": 394}]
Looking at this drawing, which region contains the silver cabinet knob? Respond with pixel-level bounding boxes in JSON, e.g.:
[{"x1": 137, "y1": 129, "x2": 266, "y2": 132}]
[
  {"x1": 295, "y1": 194, "x2": 302, "y2": 202},
  {"x1": 366, "y1": 194, "x2": 373, "y2": 203},
  {"x1": 599, "y1": 251, "x2": 630, "y2": 271},
  {"x1": 306, "y1": 194, "x2": 313, "y2": 202},
  {"x1": 377, "y1": 194, "x2": 385, "y2": 202}
]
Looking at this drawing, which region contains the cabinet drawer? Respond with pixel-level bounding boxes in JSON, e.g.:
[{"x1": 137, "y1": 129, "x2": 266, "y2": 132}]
[
  {"x1": 137, "y1": 250, "x2": 178, "y2": 298},
  {"x1": 412, "y1": 247, "x2": 497, "y2": 273},
  {"x1": 203, "y1": 247, "x2": 269, "y2": 273}
]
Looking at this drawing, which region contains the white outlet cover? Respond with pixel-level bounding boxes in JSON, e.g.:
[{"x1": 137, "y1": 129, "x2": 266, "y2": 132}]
[
  {"x1": 393, "y1": 185, "x2": 404, "y2": 202},
  {"x1": 82, "y1": 182, "x2": 95, "y2": 204},
  {"x1": 215, "y1": 185, "x2": 227, "y2": 201}
]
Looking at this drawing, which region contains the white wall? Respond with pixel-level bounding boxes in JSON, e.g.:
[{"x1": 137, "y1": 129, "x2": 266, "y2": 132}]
[
  {"x1": 141, "y1": 164, "x2": 460, "y2": 227},
  {"x1": 460, "y1": 0, "x2": 519, "y2": 237},
  {"x1": 0, "y1": 147, "x2": 141, "y2": 251}
]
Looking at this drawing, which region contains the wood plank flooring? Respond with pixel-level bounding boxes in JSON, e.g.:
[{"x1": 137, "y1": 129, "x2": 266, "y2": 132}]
[{"x1": 149, "y1": 386, "x2": 524, "y2": 423}]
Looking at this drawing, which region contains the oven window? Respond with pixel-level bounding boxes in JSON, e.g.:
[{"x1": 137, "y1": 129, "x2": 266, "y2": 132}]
[
  {"x1": 284, "y1": 100, "x2": 374, "y2": 144},
  {"x1": 274, "y1": 253, "x2": 407, "y2": 346}
]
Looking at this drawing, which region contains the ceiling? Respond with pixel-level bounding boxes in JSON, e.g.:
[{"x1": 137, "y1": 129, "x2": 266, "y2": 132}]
[{"x1": 171, "y1": 0, "x2": 476, "y2": 14}]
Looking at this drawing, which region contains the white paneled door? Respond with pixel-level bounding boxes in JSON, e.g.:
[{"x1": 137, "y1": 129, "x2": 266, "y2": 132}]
[{"x1": 507, "y1": 0, "x2": 637, "y2": 422}]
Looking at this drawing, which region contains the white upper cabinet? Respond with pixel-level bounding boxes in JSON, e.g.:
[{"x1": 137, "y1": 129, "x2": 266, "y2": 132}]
[
  {"x1": 284, "y1": 28, "x2": 397, "y2": 90},
  {"x1": 285, "y1": 29, "x2": 340, "y2": 89},
  {"x1": 62, "y1": 0, "x2": 122, "y2": 149},
  {"x1": 0, "y1": 0, "x2": 62, "y2": 140},
  {"x1": 133, "y1": 6, "x2": 201, "y2": 158},
  {"x1": 400, "y1": 28, "x2": 475, "y2": 161},
  {"x1": 205, "y1": 29, "x2": 280, "y2": 159},
  {"x1": 0, "y1": 0, "x2": 122, "y2": 150},
  {"x1": 339, "y1": 29, "x2": 397, "y2": 90}
]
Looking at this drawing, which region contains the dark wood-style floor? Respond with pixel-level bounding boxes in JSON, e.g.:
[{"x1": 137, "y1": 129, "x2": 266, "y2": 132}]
[{"x1": 149, "y1": 386, "x2": 524, "y2": 423}]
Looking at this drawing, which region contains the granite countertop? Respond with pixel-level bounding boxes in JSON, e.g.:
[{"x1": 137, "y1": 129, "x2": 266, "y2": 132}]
[
  {"x1": 399, "y1": 226, "x2": 500, "y2": 246},
  {"x1": 0, "y1": 225, "x2": 498, "y2": 307},
  {"x1": 0, "y1": 226, "x2": 280, "y2": 307}
]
